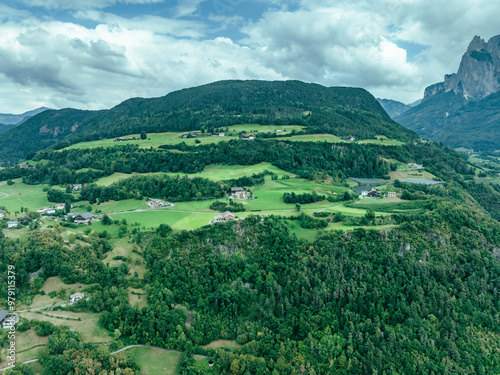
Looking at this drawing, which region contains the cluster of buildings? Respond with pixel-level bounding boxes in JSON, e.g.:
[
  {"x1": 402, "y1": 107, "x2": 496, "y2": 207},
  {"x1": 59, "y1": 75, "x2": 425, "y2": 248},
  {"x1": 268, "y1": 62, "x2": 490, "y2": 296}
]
[
  {"x1": 145, "y1": 199, "x2": 173, "y2": 209},
  {"x1": 16, "y1": 163, "x2": 33, "y2": 169},
  {"x1": 212, "y1": 211, "x2": 246, "y2": 223},
  {"x1": 181, "y1": 131, "x2": 226, "y2": 138},
  {"x1": 69, "y1": 292, "x2": 85, "y2": 303},
  {"x1": 228, "y1": 187, "x2": 251, "y2": 200},
  {"x1": 341, "y1": 136, "x2": 356, "y2": 141},
  {"x1": 114, "y1": 137, "x2": 133, "y2": 142},
  {"x1": 407, "y1": 163, "x2": 424, "y2": 169},
  {"x1": 62, "y1": 212, "x2": 95, "y2": 224},
  {"x1": 73, "y1": 213, "x2": 95, "y2": 224},
  {"x1": 239, "y1": 134, "x2": 255, "y2": 140},
  {"x1": 353, "y1": 186, "x2": 397, "y2": 199},
  {"x1": 36, "y1": 203, "x2": 69, "y2": 215},
  {"x1": 6, "y1": 216, "x2": 32, "y2": 229}
]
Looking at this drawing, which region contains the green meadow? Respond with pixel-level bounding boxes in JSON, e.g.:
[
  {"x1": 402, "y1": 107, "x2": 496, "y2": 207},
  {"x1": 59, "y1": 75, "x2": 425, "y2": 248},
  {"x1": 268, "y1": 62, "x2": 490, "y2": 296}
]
[
  {"x1": 63, "y1": 124, "x2": 305, "y2": 151},
  {"x1": 94, "y1": 163, "x2": 292, "y2": 186},
  {"x1": 0, "y1": 179, "x2": 52, "y2": 213}
]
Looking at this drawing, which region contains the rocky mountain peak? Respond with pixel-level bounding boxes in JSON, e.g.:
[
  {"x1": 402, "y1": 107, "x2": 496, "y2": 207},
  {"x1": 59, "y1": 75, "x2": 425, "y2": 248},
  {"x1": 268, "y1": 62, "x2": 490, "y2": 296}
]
[{"x1": 424, "y1": 34, "x2": 500, "y2": 101}]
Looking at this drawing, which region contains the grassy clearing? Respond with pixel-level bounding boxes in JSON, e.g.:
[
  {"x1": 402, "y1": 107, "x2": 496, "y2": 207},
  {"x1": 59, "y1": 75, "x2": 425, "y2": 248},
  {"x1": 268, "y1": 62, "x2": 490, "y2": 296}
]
[
  {"x1": 358, "y1": 136, "x2": 404, "y2": 146},
  {"x1": 286, "y1": 220, "x2": 320, "y2": 241},
  {"x1": 22, "y1": 276, "x2": 86, "y2": 310},
  {"x1": 109, "y1": 210, "x2": 214, "y2": 231},
  {"x1": 0, "y1": 179, "x2": 52, "y2": 213},
  {"x1": 19, "y1": 311, "x2": 110, "y2": 343},
  {"x1": 93, "y1": 163, "x2": 292, "y2": 187},
  {"x1": 203, "y1": 340, "x2": 242, "y2": 350},
  {"x1": 95, "y1": 172, "x2": 163, "y2": 186},
  {"x1": 2, "y1": 226, "x2": 30, "y2": 241},
  {"x1": 128, "y1": 287, "x2": 147, "y2": 309},
  {"x1": 388, "y1": 169, "x2": 437, "y2": 182},
  {"x1": 0, "y1": 329, "x2": 48, "y2": 363},
  {"x1": 119, "y1": 347, "x2": 181, "y2": 375}
]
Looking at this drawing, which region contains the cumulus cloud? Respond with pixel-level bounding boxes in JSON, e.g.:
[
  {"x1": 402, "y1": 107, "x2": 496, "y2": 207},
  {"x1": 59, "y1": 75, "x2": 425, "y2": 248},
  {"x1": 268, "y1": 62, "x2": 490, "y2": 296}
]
[
  {"x1": 0, "y1": 17, "x2": 282, "y2": 113},
  {"x1": 240, "y1": 0, "x2": 500, "y2": 102},
  {"x1": 241, "y1": 7, "x2": 417, "y2": 90},
  {"x1": 2, "y1": 0, "x2": 500, "y2": 113}
]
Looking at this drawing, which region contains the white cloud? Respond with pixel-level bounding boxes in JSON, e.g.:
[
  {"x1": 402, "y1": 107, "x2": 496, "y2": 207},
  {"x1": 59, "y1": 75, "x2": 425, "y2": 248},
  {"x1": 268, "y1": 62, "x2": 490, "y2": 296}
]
[
  {"x1": 2, "y1": 0, "x2": 500, "y2": 113},
  {"x1": 239, "y1": 0, "x2": 500, "y2": 102},
  {"x1": 73, "y1": 10, "x2": 206, "y2": 38},
  {"x1": 174, "y1": 0, "x2": 206, "y2": 17},
  {"x1": 240, "y1": 7, "x2": 417, "y2": 92},
  {"x1": 0, "y1": 17, "x2": 282, "y2": 113},
  {"x1": 15, "y1": 0, "x2": 164, "y2": 10}
]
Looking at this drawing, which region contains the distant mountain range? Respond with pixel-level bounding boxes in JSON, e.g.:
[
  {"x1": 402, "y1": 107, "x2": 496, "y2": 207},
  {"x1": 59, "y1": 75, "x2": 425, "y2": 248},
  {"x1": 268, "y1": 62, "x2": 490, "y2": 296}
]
[
  {"x1": 0, "y1": 107, "x2": 50, "y2": 128},
  {"x1": 0, "y1": 80, "x2": 416, "y2": 165},
  {"x1": 376, "y1": 98, "x2": 423, "y2": 118},
  {"x1": 396, "y1": 35, "x2": 500, "y2": 152}
]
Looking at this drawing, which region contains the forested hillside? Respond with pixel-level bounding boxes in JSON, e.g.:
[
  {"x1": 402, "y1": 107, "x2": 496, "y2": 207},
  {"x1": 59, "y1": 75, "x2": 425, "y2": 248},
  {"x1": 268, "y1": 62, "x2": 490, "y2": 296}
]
[
  {"x1": 1, "y1": 81, "x2": 500, "y2": 374},
  {"x1": 0, "y1": 80, "x2": 415, "y2": 165},
  {"x1": 396, "y1": 91, "x2": 500, "y2": 152}
]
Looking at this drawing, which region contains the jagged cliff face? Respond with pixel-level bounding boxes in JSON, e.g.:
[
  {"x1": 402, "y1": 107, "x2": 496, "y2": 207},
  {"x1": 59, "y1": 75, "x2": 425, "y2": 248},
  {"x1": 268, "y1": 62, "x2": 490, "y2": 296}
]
[{"x1": 424, "y1": 35, "x2": 500, "y2": 100}]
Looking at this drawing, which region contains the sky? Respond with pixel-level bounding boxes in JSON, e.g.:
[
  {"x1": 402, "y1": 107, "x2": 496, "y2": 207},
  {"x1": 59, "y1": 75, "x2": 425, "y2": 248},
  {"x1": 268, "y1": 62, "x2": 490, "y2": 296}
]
[{"x1": 0, "y1": 0, "x2": 499, "y2": 114}]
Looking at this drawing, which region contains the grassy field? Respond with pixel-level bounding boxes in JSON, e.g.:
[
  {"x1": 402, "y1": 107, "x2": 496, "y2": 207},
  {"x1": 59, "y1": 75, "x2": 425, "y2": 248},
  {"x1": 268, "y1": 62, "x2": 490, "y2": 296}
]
[
  {"x1": 91, "y1": 175, "x2": 384, "y2": 231},
  {"x1": 0, "y1": 179, "x2": 52, "y2": 213},
  {"x1": 118, "y1": 347, "x2": 181, "y2": 375},
  {"x1": 128, "y1": 287, "x2": 147, "y2": 309},
  {"x1": 388, "y1": 169, "x2": 437, "y2": 182},
  {"x1": 19, "y1": 311, "x2": 111, "y2": 343},
  {"x1": 94, "y1": 163, "x2": 292, "y2": 187},
  {"x1": 203, "y1": 340, "x2": 241, "y2": 350},
  {"x1": 0, "y1": 329, "x2": 48, "y2": 364},
  {"x1": 358, "y1": 135, "x2": 404, "y2": 146},
  {"x1": 20, "y1": 276, "x2": 86, "y2": 310},
  {"x1": 63, "y1": 125, "x2": 305, "y2": 151}
]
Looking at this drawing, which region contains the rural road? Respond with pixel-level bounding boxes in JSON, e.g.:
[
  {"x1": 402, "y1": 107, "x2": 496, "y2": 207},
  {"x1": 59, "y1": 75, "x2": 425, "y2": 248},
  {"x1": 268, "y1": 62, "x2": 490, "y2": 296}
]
[{"x1": 0, "y1": 344, "x2": 209, "y2": 372}]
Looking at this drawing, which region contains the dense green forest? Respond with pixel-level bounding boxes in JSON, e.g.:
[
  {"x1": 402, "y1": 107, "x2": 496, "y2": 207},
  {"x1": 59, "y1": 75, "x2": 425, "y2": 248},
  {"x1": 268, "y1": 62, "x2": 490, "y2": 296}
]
[{"x1": 0, "y1": 80, "x2": 416, "y2": 165}]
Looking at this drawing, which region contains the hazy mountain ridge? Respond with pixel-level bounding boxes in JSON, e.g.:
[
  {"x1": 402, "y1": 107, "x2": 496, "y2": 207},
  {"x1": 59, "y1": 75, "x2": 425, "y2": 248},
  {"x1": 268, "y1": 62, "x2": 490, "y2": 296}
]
[
  {"x1": 0, "y1": 106, "x2": 51, "y2": 126},
  {"x1": 397, "y1": 34, "x2": 500, "y2": 152},
  {"x1": 377, "y1": 98, "x2": 411, "y2": 118},
  {"x1": 0, "y1": 80, "x2": 416, "y2": 165}
]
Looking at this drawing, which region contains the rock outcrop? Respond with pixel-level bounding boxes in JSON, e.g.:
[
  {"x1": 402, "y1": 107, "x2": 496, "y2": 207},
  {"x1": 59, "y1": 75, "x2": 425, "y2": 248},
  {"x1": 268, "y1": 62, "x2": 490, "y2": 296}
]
[{"x1": 424, "y1": 35, "x2": 500, "y2": 101}]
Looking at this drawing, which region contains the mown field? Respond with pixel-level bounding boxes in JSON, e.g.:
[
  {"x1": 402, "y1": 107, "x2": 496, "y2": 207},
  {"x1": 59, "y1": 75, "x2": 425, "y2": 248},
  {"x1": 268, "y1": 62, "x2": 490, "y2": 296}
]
[
  {"x1": 0, "y1": 179, "x2": 52, "y2": 213},
  {"x1": 62, "y1": 124, "x2": 305, "y2": 151},
  {"x1": 58, "y1": 124, "x2": 405, "y2": 153},
  {"x1": 113, "y1": 346, "x2": 213, "y2": 375},
  {"x1": 19, "y1": 310, "x2": 111, "y2": 343}
]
